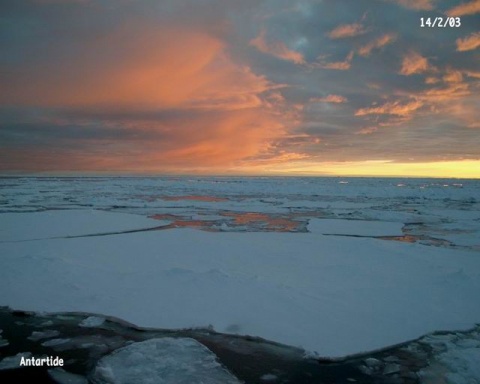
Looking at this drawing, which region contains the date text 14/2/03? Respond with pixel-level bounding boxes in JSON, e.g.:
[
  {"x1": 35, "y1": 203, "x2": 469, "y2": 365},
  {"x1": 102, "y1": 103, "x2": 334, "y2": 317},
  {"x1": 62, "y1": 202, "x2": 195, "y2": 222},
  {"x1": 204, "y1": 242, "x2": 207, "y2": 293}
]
[{"x1": 420, "y1": 17, "x2": 461, "y2": 28}]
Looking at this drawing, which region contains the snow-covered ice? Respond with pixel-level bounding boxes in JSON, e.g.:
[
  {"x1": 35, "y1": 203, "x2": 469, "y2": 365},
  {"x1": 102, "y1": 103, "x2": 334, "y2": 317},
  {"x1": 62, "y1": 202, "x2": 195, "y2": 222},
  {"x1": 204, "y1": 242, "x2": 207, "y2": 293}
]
[
  {"x1": 41, "y1": 338, "x2": 71, "y2": 347},
  {"x1": 28, "y1": 330, "x2": 60, "y2": 341},
  {"x1": 92, "y1": 338, "x2": 241, "y2": 384},
  {"x1": 79, "y1": 316, "x2": 105, "y2": 328},
  {"x1": 419, "y1": 333, "x2": 480, "y2": 384},
  {"x1": 1, "y1": 176, "x2": 480, "y2": 360},
  {"x1": 1, "y1": 209, "x2": 480, "y2": 356},
  {"x1": 0, "y1": 352, "x2": 32, "y2": 370},
  {"x1": 0, "y1": 210, "x2": 168, "y2": 242}
]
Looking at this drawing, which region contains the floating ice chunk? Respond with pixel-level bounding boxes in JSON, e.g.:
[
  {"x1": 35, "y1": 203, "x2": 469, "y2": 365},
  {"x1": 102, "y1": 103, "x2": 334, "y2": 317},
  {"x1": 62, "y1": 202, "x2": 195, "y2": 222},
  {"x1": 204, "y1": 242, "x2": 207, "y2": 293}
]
[
  {"x1": 28, "y1": 330, "x2": 60, "y2": 341},
  {"x1": 260, "y1": 373, "x2": 278, "y2": 381},
  {"x1": 0, "y1": 352, "x2": 32, "y2": 370},
  {"x1": 364, "y1": 358, "x2": 382, "y2": 367},
  {"x1": 0, "y1": 338, "x2": 9, "y2": 347},
  {"x1": 41, "y1": 338, "x2": 70, "y2": 347},
  {"x1": 79, "y1": 316, "x2": 105, "y2": 328},
  {"x1": 383, "y1": 363, "x2": 400, "y2": 375},
  {"x1": 308, "y1": 218, "x2": 404, "y2": 237},
  {"x1": 92, "y1": 338, "x2": 241, "y2": 384},
  {"x1": 48, "y1": 368, "x2": 88, "y2": 384}
]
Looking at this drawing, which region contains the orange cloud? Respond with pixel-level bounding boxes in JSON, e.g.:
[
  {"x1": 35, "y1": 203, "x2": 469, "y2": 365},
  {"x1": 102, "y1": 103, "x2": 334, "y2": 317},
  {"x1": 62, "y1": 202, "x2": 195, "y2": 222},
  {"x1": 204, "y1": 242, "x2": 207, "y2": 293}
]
[
  {"x1": 358, "y1": 34, "x2": 396, "y2": 57},
  {"x1": 418, "y1": 83, "x2": 470, "y2": 101},
  {"x1": 316, "y1": 51, "x2": 354, "y2": 70},
  {"x1": 328, "y1": 23, "x2": 366, "y2": 39},
  {"x1": 356, "y1": 127, "x2": 378, "y2": 135},
  {"x1": 456, "y1": 32, "x2": 480, "y2": 52},
  {"x1": 425, "y1": 77, "x2": 440, "y2": 84},
  {"x1": 310, "y1": 95, "x2": 348, "y2": 103},
  {"x1": 464, "y1": 70, "x2": 480, "y2": 78},
  {"x1": 5, "y1": 26, "x2": 269, "y2": 109},
  {"x1": 1, "y1": 106, "x2": 290, "y2": 173},
  {"x1": 402, "y1": 81, "x2": 477, "y2": 129},
  {"x1": 0, "y1": 22, "x2": 301, "y2": 170},
  {"x1": 386, "y1": 0, "x2": 435, "y2": 10},
  {"x1": 250, "y1": 30, "x2": 305, "y2": 64},
  {"x1": 399, "y1": 52, "x2": 431, "y2": 75},
  {"x1": 446, "y1": 0, "x2": 480, "y2": 16},
  {"x1": 442, "y1": 68, "x2": 463, "y2": 83},
  {"x1": 355, "y1": 100, "x2": 423, "y2": 117}
]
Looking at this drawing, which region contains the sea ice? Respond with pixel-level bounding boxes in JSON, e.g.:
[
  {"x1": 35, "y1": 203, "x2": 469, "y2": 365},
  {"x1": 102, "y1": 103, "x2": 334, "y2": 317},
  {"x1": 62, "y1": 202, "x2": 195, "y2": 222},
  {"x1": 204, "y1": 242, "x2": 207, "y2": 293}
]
[
  {"x1": 0, "y1": 210, "x2": 169, "y2": 242},
  {"x1": 2, "y1": 177, "x2": 480, "y2": 359},
  {"x1": 41, "y1": 338, "x2": 71, "y2": 347},
  {"x1": 1, "y1": 210, "x2": 480, "y2": 356},
  {"x1": 28, "y1": 330, "x2": 60, "y2": 341},
  {"x1": 48, "y1": 368, "x2": 88, "y2": 384},
  {"x1": 419, "y1": 333, "x2": 480, "y2": 384},
  {"x1": 79, "y1": 316, "x2": 105, "y2": 328},
  {"x1": 0, "y1": 352, "x2": 32, "y2": 370},
  {"x1": 91, "y1": 338, "x2": 241, "y2": 384}
]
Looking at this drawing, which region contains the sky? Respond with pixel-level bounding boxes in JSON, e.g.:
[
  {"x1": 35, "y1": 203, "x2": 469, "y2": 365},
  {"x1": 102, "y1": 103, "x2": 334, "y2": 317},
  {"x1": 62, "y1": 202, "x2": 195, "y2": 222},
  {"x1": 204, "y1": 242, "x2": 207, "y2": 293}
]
[{"x1": 0, "y1": 0, "x2": 479, "y2": 177}]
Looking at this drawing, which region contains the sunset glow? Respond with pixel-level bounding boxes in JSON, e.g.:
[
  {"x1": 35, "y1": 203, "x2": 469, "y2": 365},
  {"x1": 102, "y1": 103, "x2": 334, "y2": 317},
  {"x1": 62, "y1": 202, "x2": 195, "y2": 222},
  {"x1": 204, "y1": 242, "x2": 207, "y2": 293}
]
[
  {"x1": 253, "y1": 160, "x2": 480, "y2": 178},
  {"x1": 1, "y1": 0, "x2": 479, "y2": 178}
]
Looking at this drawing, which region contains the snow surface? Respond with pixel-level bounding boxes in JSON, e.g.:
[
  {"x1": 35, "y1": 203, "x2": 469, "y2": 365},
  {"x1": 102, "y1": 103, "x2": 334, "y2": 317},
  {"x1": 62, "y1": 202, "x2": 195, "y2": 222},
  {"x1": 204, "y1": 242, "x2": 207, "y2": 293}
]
[
  {"x1": 308, "y1": 218, "x2": 404, "y2": 236},
  {"x1": 0, "y1": 210, "x2": 168, "y2": 242},
  {"x1": 92, "y1": 338, "x2": 241, "y2": 384},
  {"x1": 1, "y1": 210, "x2": 480, "y2": 357}
]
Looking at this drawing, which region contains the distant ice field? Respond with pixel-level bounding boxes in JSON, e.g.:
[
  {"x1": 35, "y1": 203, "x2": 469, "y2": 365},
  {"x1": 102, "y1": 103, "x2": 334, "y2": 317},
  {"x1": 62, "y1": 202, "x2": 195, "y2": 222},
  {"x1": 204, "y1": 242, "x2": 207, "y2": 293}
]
[{"x1": 0, "y1": 176, "x2": 479, "y2": 357}]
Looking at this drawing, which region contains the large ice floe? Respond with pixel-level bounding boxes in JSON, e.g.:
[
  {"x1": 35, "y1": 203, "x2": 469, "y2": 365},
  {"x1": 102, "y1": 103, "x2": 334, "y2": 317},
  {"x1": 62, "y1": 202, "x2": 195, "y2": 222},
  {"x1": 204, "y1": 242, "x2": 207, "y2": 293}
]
[
  {"x1": 1, "y1": 207, "x2": 480, "y2": 357},
  {"x1": 1, "y1": 176, "x2": 479, "y2": 360},
  {"x1": 0, "y1": 210, "x2": 168, "y2": 242}
]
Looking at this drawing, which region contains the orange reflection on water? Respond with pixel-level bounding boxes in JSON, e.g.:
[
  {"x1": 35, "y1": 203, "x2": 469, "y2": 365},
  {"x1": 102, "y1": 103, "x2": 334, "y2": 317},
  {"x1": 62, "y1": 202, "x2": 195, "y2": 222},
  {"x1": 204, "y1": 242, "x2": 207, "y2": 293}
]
[
  {"x1": 379, "y1": 235, "x2": 456, "y2": 248},
  {"x1": 379, "y1": 235, "x2": 417, "y2": 243},
  {"x1": 150, "y1": 214, "x2": 217, "y2": 231},
  {"x1": 150, "y1": 212, "x2": 302, "y2": 232},
  {"x1": 221, "y1": 212, "x2": 301, "y2": 232}
]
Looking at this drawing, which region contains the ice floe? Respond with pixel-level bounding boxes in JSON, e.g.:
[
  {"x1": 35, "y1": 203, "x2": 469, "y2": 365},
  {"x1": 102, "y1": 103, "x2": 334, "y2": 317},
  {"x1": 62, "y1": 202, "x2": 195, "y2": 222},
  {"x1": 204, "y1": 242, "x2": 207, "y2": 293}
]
[
  {"x1": 0, "y1": 352, "x2": 32, "y2": 370},
  {"x1": 79, "y1": 316, "x2": 105, "y2": 328},
  {"x1": 92, "y1": 338, "x2": 241, "y2": 384},
  {"x1": 1, "y1": 212, "x2": 480, "y2": 356},
  {"x1": 0, "y1": 210, "x2": 169, "y2": 242}
]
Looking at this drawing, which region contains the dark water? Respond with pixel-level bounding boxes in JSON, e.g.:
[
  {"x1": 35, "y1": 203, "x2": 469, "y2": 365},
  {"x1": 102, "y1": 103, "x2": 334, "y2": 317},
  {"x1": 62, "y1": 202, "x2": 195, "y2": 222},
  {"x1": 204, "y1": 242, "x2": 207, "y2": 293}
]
[{"x1": 1, "y1": 307, "x2": 458, "y2": 384}]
